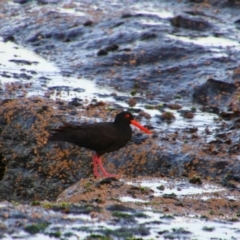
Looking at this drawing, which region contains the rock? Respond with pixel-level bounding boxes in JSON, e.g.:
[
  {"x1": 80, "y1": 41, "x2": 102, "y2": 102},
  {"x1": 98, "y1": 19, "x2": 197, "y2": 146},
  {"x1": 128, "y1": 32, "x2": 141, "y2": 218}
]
[
  {"x1": 170, "y1": 15, "x2": 211, "y2": 31},
  {"x1": 105, "y1": 44, "x2": 119, "y2": 52},
  {"x1": 97, "y1": 49, "x2": 108, "y2": 56},
  {"x1": 193, "y1": 78, "x2": 238, "y2": 111},
  {"x1": 37, "y1": 0, "x2": 59, "y2": 4},
  {"x1": 0, "y1": 98, "x2": 92, "y2": 202},
  {"x1": 13, "y1": 0, "x2": 30, "y2": 4}
]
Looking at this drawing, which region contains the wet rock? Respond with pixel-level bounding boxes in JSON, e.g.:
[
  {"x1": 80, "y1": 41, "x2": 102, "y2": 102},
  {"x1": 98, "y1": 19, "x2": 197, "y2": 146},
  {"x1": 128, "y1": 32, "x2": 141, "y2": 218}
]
[
  {"x1": 127, "y1": 98, "x2": 137, "y2": 107},
  {"x1": 83, "y1": 20, "x2": 93, "y2": 27},
  {"x1": 219, "y1": 109, "x2": 240, "y2": 120},
  {"x1": 0, "y1": 0, "x2": 240, "y2": 237},
  {"x1": 157, "y1": 185, "x2": 165, "y2": 191},
  {"x1": 86, "y1": 100, "x2": 106, "y2": 109},
  {"x1": 2, "y1": 35, "x2": 15, "y2": 42},
  {"x1": 179, "y1": 110, "x2": 194, "y2": 119},
  {"x1": 193, "y1": 78, "x2": 238, "y2": 111},
  {"x1": 0, "y1": 0, "x2": 221, "y2": 100},
  {"x1": 73, "y1": 88, "x2": 85, "y2": 93},
  {"x1": 1, "y1": 72, "x2": 11, "y2": 78},
  {"x1": 229, "y1": 143, "x2": 240, "y2": 154},
  {"x1": 0, "y1": 96, "x2": 240, "y2": 203},
  {"x1": 0, "y1": 0, "x2": 240, "y2": 203},
  {"x1": 106, "y1": 204, "x2": 136, "y2": 212},
  {"x1": 138, "y1": 111, "x2": 151, "y2": 119},
  {"x1": 51, "y1": 204, "x2": 102, "y2": 214},
  {"x1": 98, "y1": 44, "x2": 199, "y2": 67},
  {"x1": 37, "y1": 0, "x2": 59, "y2": 4},
  {"x1": 24, "y1": 222, "x2": 49, "y2": 235},
  {"x1": 0, "y1": 0, "x2": 238, "y2": 104},
  {"x1": 189, "y1": 0, "x2": 205, "y2": 3},
  {"x1": 131, "y1": 133, "x2": 149, "y2": 145},
  {"x1": 57, "y1": 177, "x2": 125, "y2": 203},
  {"x1": 65, "y1": 27, "x2": 85, "y2": 41},
  {"x1": 163, "y1": 193, "x2": 177, "y2": 199},
  {"x1": 170, "y1": 15, "x2": 211, "y2": 31},
  {"x1": 27, "y1": 70, "x2": 37, "y2": 75},
  {"x1": 0, "y1": 99, "x2": 169, "y2": 202},
  {"x1": 235, "y1": 19, "x2": 240, "y2": 24},
  {"x1": 121, "y1": 13, "x2": 134, "y2": 18},
  {"x1": 26, "y1": 33, "x2": 47, "y2": 43},
  {"x1": 13, "y1": 0, "x2": 30, "y2": 4},
  {"x1": 127, "y1": 185, "x2": 154, "y2": 197},
  {"x1": 19, "y1": 73, "x2": 32, "y2": 80},
  {"x1": 39, "y1": 76, "x2": 51, "y2": 81},
  {"x1": 167, "y1": 103, "x2": 182, "y2": 110},
  {"x1": 105, "y1": 44, "x2": 119, "y2": 52},
  {"x1": 0, "y1": 98, "x2": 92, "y2": 202},
  {"x1": 189, "y1": 175, "x2": 202, "y2": 185},
  {"x1": 97, "y1": 49, "x2": 108, "y2": 56},
  {"x1": 140, "y1": 32, "x2": 157, "y2": 41},
  {"x1": 68, "y1": 98, "x2": 83, "y2": 107},
  {"x1": 95, "y1": 177, "x2": 119, "y2": 186},
  {"x1": 159, "y1": 111, "x2": 176, "y2": 122},
  {"x1": 9, "y1": 59, "x2": 35, "y2": 65},
  {"x1": 189, "y1": 0, "x2": 240, "y2": 7},
  {"x1": 111, "y1": 211, "x2": 137, "y2": 224},
  {"x1": 113, "y1": 95, "x2": 129, "y2": 101},
  {"x1": 48, "y1": 86, "x2": 72, "y2": 91}
]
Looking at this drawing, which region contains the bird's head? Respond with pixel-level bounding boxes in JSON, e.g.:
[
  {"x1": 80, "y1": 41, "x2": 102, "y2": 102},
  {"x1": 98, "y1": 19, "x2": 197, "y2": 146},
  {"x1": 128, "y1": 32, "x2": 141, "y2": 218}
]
[{"x1": 115, "y1": 111, "x2": 151, "y2": 134}]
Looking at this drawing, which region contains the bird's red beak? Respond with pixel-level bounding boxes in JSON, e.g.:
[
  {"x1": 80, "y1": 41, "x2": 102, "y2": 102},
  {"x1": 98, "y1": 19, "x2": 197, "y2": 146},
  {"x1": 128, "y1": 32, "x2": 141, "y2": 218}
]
[{"x1": 131, "y1": 120, "x2": 151, "y2": 134}]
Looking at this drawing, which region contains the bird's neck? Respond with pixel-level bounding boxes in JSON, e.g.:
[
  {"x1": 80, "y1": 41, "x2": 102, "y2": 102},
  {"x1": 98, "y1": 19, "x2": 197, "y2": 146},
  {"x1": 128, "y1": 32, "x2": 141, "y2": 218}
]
[{"x1": 114, "y1": 122, "x2": 132, "y2": 135}]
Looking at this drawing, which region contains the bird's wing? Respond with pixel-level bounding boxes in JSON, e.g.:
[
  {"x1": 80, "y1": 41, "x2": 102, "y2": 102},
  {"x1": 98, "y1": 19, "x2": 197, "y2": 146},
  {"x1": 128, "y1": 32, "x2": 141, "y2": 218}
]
[
  {"x1": 75, "y1": 123, "x2": 119, "y2": 152},
  {"x1": 49, "y1": 122, "x2": 119, "y2": 153}
]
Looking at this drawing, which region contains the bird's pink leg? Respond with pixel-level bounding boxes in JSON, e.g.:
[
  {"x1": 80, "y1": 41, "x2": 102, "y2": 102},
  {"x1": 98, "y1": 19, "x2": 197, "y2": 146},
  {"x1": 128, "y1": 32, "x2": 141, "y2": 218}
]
[
  {"x1": 92, "y1": 154, "x2": 101, "y2": 177},
  {"x1": 94, "y1": 154, "x2": 119, "y2": 178}
]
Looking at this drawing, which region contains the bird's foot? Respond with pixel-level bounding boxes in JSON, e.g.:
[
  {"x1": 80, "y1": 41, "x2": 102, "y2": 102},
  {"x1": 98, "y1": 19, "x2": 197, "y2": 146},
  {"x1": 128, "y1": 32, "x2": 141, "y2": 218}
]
[
  {"x1": 102, "y1": 173, "x2": 120, "y2": 178},
  {"x1": 92, "y1": 154, "x2": 119, "y2": 178},
  {"x1": 93, "y1": 169, "x2": 101, "y2": 178}
]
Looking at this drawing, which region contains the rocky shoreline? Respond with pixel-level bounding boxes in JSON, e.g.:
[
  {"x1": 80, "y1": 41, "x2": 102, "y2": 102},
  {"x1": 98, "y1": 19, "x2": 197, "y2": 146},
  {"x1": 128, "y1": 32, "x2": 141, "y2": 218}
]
[{"x1": 0, "y1": 0, "x2": 240, "y2": 239}]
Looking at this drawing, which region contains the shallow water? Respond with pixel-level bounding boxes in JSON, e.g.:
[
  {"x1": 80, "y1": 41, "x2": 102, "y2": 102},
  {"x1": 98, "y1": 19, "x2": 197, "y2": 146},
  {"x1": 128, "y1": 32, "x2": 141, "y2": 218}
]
[
  {"x1": 2, "y1": 178, "x2": 239, "y2": 240},
  {"x1": 124, "y1": 178, "x2": 226, "y2": 198}
]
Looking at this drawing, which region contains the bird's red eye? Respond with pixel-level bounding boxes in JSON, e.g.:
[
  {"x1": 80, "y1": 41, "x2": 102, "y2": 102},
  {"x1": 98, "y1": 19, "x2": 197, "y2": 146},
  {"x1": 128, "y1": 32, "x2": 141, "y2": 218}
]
[{"x1": 125, "y1": 114, "x2": 130, "y2": 118}]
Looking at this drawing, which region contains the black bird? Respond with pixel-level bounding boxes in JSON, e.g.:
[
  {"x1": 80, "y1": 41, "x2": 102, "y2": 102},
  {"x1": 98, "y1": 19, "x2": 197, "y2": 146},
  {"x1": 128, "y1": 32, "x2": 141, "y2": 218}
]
[{"x1": 48, "y1": 111, "x2": 151, "y2": 177}]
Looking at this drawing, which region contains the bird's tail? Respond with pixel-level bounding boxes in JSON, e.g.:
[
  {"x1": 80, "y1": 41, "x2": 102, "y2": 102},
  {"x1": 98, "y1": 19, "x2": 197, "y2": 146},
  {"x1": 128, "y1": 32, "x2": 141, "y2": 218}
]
[
  {"x1": 48, "y1": 121, "x2": 77, "y2": 142},
  {"x1": 48, "y1": 131, "x2": 65, "y2": 142}
]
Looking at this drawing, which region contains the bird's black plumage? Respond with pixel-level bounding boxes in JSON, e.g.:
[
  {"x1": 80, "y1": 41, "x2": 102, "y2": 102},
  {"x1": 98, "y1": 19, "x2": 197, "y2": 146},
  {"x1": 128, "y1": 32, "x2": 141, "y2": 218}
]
[{"x1": 48, "y1": 111, "x2": 150, "y2": 177}]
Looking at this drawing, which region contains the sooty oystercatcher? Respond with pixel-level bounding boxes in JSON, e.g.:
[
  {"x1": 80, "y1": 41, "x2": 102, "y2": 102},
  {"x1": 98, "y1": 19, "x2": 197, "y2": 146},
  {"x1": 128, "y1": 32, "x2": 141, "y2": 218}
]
[{"x1": 48, "y1": 111, "x2": 151, "y2": 177}]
